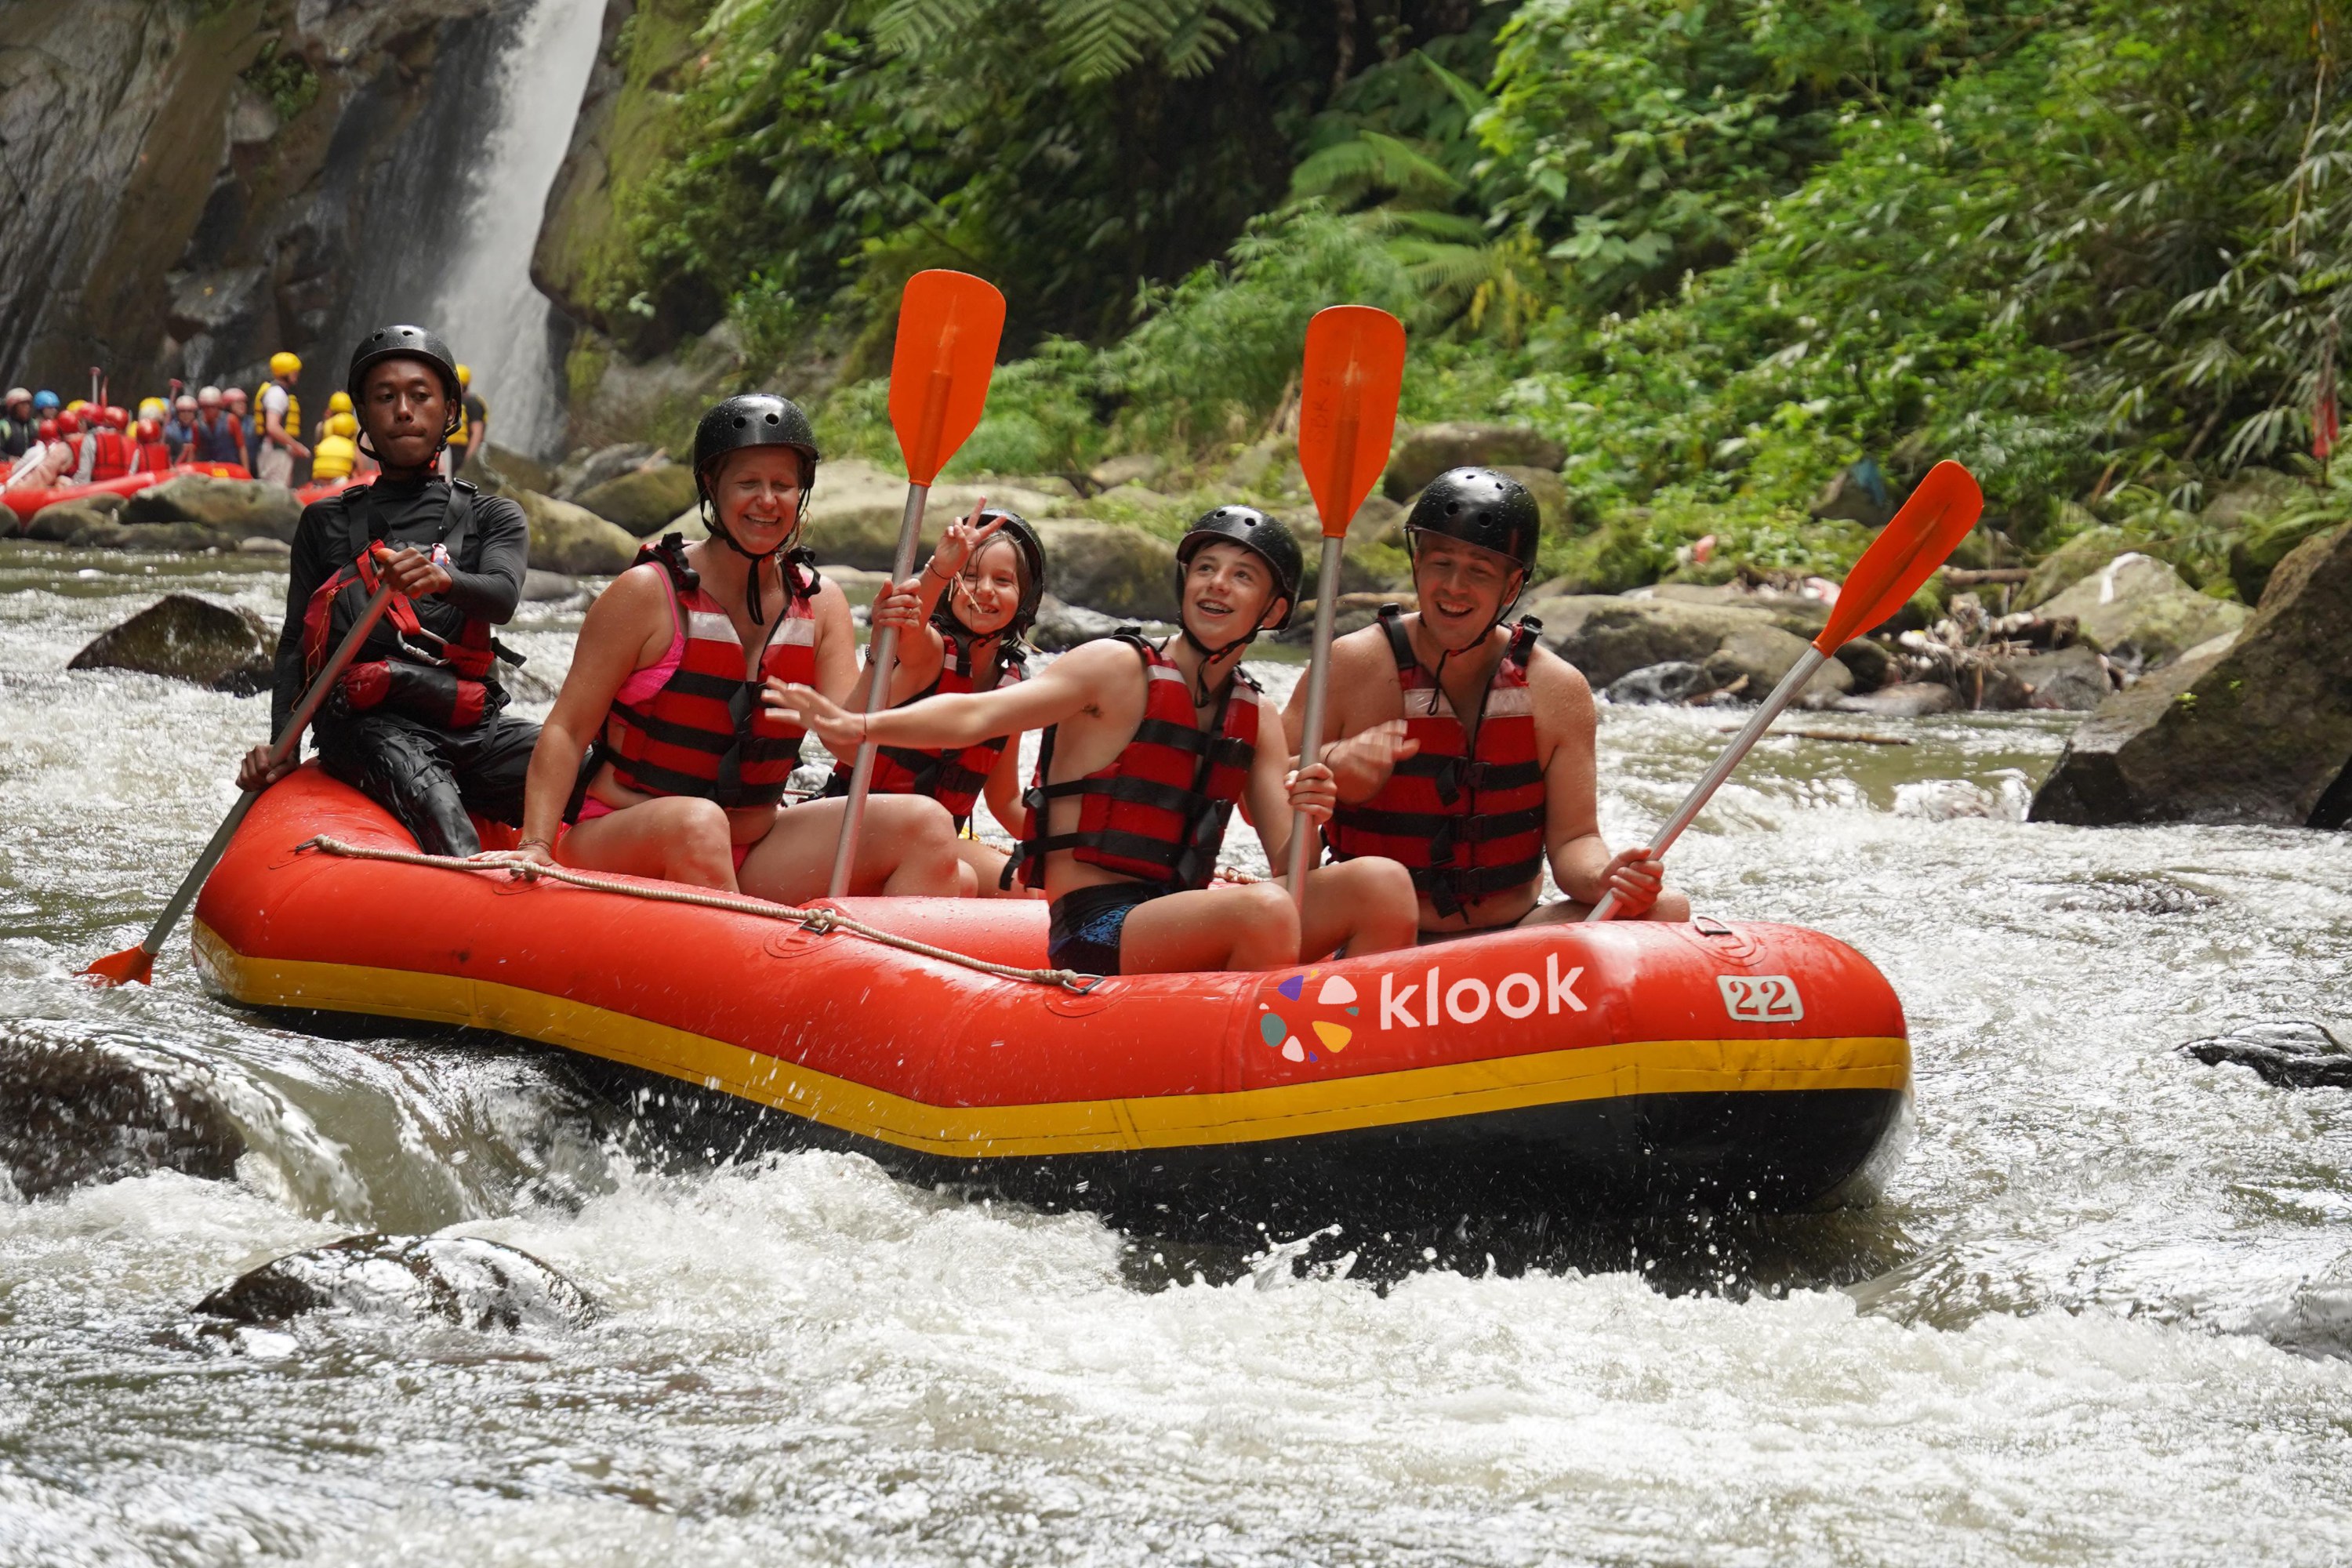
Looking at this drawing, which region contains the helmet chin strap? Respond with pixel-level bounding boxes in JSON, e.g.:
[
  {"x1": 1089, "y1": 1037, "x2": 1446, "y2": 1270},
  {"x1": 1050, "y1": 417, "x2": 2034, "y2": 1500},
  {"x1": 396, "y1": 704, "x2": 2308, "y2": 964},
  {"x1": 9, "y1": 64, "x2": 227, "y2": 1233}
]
[
  {"x1": 1176, "y1": 600, "x2": 1278, "y2": 706},
  {"x1": 1415, "y1": 559, "x2": 1527, "y2": 716},
  {"x1": 702, "y1": 497, "x2": 801, "y2": 625}
]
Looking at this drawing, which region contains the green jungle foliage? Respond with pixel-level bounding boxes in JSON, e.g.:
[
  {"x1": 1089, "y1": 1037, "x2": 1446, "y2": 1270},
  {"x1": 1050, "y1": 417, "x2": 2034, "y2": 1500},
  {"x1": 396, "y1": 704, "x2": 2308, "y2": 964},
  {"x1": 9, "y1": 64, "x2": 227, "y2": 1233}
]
[{"x1": 610, "y1": 0, "x2": 2352, "y2": 588}]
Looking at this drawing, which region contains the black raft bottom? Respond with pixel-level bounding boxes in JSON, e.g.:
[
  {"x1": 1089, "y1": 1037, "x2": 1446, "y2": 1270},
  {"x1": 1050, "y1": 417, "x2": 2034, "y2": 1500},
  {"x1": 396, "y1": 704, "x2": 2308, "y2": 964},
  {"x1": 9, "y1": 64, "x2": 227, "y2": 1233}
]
[{"x1": 569, "y1": 1057, "x2": 1908, "y2": 1240}]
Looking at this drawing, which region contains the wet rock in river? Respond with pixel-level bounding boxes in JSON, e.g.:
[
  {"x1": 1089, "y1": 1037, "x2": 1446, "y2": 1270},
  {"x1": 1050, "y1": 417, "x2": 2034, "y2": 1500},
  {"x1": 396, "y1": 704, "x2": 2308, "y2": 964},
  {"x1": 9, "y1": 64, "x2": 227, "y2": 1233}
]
[
  {"x1": 1605, "y1": 661, "x2": 1715, "y2": 705},
  {"x1": 195, "y1": 1234, "x2": 599, "y2": 1331},
  {"x1": 1531, "y1": 593, "x2": 1849, "y2": 703},
  {"x1": 2031, "y1": 524, "x2": 2352, "y2": 826},
  {"x1": 2180, "y1": 1022, "x2": 2352, "y2": 1089},
  {"x1": 513, "y1": 486, "x2": 639, "y2": 575},
  {"x1": 23, "y1": 495, "x2": 125, "y2": 542},
  {"x1": 68, "y1": 593, "x2": 273, "y2": 692},
  {"x1": 1029, "y1": 594, "x2": 1124, "y2": 652},
  {"x1": 0, "y1": 1036, "x2": 244, "y2": 1198},
  {"x1": 124, "y1": 476, "x2": 301, "y2": 541},
  {"x1": 1035, "y1": 519, "x2": 1180, "y2": 621}
]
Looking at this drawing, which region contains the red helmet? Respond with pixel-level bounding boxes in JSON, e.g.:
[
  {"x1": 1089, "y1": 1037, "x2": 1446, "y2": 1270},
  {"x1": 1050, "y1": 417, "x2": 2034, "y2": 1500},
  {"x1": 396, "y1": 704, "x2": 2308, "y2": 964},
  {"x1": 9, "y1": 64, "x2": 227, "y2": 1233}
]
[
  {"x1": 56, "y1": 410, "x2": 82, "y2": 434},
  {"x1": 138, "y1": 415, "x2": 163, "y2": 439},
  {"x1": 103, "y1": 405, "x2": 128, "y2": 429},
  {"x1": 37, "y1": 419, "x2": 57, "y2": 441}
]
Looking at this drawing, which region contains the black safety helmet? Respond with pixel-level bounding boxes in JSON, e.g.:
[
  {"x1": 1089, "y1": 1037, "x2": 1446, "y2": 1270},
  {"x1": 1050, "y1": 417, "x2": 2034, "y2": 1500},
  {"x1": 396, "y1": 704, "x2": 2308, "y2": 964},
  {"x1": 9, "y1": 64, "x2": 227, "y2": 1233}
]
[
  {"x1": 346, "y1": 325, "x2": 463, "y2": 441},
  {"x1": 1403, "y1": 466, "x2": 1542, "y2": 580},
  {"x1": 938, "y1": 508, "x2": 1047, "y2": 642},
  {"x1": 1174, "y1": 505, "x2": 1303, "y2": 633},
  {"x1": 692, "y1": 394, "x2": 821, "y2": 507}
]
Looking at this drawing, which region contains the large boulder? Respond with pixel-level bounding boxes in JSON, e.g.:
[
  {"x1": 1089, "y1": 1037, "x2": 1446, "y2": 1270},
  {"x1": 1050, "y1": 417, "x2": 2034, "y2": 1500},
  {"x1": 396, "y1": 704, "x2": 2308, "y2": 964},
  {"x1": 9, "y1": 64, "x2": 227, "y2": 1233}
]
[
  {"x1": 1642, "y1": 581, "x2": 1833, "y2": 641},
  {"x1": 554, "y1": 441, "x2": 658, "y2": 500},
  {"x1": 1383, "y1": 422, "x2": 1565, "y2": 501},
  {"x1": 1029, "y1": 595, "x2": 1126, "y2": 652},
  {"x1": 471, "y1": 442, "x2": 555, "y2": 496},
  {"x1": 2031, "y1": 524, "x2": 2352, "y2": 826},
  {"x1": 67, "y1": 593, "x2": 273, "y2": 691},
  {"x1": 24, "y1": 495, "x2": 124, "y2": 542},
  {"x1": 123, "y1": 476, "x2": 301, "y2": 540},
  {"x1": 572, "y1": 462, "x2": 698, "y2": 535},
  {"x1": 2020, "y1": 524, "x2": 2132, "y2": 608},
  {"x1": 514, "y1": 488, "x2": 639, "y2": 575},
  {"x1": 1496, "y1": 465, "x2": 1574, "y2": 535},
  {"x1": 1034, "y1": 520, "x2": 1180, "y2": 621},
  {"x1": 1529, "y1": 594, "x2": 1852, "y2": 702},
  {"x1": 0, "y1": 1038, "x2": 244, "y2": 1199},
  {"x1": 2038, "y1": 552, "x2": 2249, "y2": 668}
]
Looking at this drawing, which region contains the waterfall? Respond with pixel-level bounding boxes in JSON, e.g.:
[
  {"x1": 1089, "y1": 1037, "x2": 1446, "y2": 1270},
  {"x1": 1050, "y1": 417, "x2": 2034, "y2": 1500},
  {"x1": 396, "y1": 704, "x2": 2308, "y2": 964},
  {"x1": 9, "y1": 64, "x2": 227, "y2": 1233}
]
[{"x1": 429, "y1": 0, "x2": 606, "y2": 459}]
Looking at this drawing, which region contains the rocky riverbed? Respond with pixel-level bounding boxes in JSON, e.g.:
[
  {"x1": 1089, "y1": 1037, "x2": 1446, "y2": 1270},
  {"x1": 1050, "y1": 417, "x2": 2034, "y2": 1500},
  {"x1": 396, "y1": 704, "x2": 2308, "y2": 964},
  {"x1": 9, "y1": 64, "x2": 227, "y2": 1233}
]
[{"x1": 5, "y1": 539, "x2": 2352, "y2": 1563}]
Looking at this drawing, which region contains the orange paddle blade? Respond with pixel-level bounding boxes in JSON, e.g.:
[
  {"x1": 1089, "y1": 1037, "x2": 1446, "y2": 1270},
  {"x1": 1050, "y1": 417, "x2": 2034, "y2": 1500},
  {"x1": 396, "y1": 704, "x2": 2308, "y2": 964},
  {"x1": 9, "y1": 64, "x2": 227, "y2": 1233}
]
[
  {"x1": 887, "y1": 270, "x2": 1007, "y2": 486},
  {"x1": 78, "y1": 946, "x2": 153, "y2": 987},
  {"x1": 1298, "y1": 306, "x2": 1407, "y2": 538},
  {"x1": 1816, "y1": 460, "x2": 1985, "y2": 650}
]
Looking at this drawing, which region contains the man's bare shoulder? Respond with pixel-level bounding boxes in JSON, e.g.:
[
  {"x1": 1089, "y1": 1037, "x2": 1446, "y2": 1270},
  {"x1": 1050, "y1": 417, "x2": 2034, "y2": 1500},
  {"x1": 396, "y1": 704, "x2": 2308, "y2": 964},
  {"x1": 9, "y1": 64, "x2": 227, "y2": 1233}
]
[{"x1": 1523, "y1": 642, "x2": 1595, "y2": 726}]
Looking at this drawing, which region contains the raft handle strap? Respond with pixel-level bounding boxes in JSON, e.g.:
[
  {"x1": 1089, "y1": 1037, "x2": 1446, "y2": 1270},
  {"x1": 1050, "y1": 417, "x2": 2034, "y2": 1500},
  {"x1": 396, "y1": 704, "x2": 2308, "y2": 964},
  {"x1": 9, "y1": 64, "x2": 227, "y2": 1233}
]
[{"x1": 296, "y1": 836, "x2": 1105, "y2": 993}]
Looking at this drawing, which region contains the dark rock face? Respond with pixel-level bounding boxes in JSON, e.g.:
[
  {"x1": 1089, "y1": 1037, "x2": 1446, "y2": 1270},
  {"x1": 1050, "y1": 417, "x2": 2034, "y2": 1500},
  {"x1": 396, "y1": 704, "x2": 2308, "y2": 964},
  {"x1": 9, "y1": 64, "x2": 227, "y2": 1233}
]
[
  {"x1": 195, "y1": 1233, "x2": 599, "y2": 1331},
  {"x1": 2031, "y1": 524, "x2": 2352, "y2": 826},
  {"x1": 2180, "y1": 1022, "x2": 2352, "y2": 1090},
  {"x1": 68, "y1": 593, "x2": 273, "y2": 691},
  {"x1": 0, "y1": 1035, "x2": 244, "y2": 1198},
  {"x1": 0, "y1": 0, "x2": 507, "y2": 399}
]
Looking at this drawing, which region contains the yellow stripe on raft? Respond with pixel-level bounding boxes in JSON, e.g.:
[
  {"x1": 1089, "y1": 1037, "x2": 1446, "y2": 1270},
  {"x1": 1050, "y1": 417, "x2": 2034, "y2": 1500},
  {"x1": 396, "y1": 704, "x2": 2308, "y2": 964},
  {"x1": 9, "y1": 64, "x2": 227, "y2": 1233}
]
[{"x1": 194, "y1": 923, "x2": 1911, "y2": 1160}]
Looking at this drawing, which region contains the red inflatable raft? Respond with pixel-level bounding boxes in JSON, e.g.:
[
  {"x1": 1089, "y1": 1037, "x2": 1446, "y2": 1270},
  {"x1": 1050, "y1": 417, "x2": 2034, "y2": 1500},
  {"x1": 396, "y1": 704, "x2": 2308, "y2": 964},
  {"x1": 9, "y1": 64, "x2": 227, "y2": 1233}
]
[
  {"x1": 191, "y1": 770, "x2": 1911, "y2": 1229},
  {"x1": 5, "y1": 463, "x2": 250, "y2": 523}
]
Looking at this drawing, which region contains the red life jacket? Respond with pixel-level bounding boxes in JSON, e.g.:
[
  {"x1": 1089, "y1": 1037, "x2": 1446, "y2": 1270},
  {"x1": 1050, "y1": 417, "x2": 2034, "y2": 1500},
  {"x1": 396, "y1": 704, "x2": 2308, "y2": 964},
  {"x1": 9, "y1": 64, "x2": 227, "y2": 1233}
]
[
  {"x1": 1323, "y1": 607, "x2": 1548, "y2": 917},
  {"x1": 1010, "y1": 634, "x2": 1258, "y2": 891},
  {"x1": 600, "y1": 535, "x2": 818, "y2": 809},
  {"x1": 831, "y1": 627, "x2": 1028, "y2": 826},
  {"x1": 88, "y1": 429, "x2": 129, "y2": 482},
  {"x1": 129, "y1": 439, "x2": 172, "y2": 474},
  {"x1": 299, "y1": 482, "x2": 505, "y2": 730}
]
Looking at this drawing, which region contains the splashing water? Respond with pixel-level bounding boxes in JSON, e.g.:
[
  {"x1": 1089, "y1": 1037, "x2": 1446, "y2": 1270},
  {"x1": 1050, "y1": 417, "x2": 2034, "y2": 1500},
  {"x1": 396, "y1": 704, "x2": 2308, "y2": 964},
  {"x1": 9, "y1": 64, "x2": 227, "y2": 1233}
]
[
  {"x1": 429, "y1": 0, "x2": 605, "y2": 456},
  {"x1": 5, "y1": 546, "x2": 2352, "y2": 1564}
]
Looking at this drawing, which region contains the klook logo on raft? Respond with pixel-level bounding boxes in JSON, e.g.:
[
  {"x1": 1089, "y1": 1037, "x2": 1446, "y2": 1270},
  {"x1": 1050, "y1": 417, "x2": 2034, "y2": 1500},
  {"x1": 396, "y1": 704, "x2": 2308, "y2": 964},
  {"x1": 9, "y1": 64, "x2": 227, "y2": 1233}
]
[{"x1": 1258, "y1": 956, "x2": 1588, "y2": 1062}]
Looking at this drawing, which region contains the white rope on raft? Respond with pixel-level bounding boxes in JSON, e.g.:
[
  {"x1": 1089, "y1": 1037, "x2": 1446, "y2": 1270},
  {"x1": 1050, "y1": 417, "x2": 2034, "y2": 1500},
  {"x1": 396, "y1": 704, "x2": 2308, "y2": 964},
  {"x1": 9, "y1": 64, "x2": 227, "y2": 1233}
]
[{"x1": 295, "y1": 835, "x2": 1103, "y2": 993}]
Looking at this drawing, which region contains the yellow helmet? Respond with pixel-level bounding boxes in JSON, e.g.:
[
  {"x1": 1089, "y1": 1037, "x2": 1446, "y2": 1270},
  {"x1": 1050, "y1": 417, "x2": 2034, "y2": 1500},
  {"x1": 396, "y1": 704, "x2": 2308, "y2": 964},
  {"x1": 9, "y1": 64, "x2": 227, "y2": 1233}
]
[
  {"x1": 455, "y1": 363, "x2": 472, "y2": 388},
  {"x1": 269, "y1": 350, "x2": 301, "y2": 379},
  {"x1": 137, "y1": 396, "x2": 167, "y2": 422},
  {"x1": 328, "y1": 390, "x2": 354, "y2": 414},
  {"x1": 328, "y1": 412, "x2": 358, "y2": 438}
]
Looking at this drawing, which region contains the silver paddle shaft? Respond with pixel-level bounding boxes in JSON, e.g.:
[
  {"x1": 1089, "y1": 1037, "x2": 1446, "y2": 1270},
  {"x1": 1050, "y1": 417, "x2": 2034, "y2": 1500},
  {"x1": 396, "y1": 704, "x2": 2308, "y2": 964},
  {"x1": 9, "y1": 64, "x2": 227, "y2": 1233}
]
[
  {"x1": 138, "y1": 579, "x2": 398, "y2": 957},
  {"x1": 828, "y1": 482, "x2": 930, "y2": 897},
  {"x1": 1585, "y1": 644, "x2": 1827, "y2": 924},
  {"x1": 1285, "y1": 535, "x2": 1347, "y2": 908}
]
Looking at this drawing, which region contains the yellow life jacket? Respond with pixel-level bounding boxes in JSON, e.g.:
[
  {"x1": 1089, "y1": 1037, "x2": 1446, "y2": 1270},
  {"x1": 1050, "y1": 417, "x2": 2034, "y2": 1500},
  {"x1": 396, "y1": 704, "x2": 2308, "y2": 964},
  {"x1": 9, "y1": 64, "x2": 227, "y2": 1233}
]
[
  {"x1": 252, "y1": 383, "x2": 301, "y2": 446},
  {"x1": 452, "y1": 393, "x2": 485, "y2": 448},
  {"x1": 310, "y1": 432, "x2": 358, "y2": 481}
]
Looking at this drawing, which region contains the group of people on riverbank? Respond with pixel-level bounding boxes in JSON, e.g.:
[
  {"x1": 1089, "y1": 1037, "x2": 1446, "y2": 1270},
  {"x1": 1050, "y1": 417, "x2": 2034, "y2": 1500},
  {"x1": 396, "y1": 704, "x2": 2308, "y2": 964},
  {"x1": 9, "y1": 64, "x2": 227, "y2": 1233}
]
[
  {"x1": 1, "y1": 352, "x2": 490, "y2": 496},
  {"x1": 242, "y1": 323, "x2": 1682, "y2": 978}
]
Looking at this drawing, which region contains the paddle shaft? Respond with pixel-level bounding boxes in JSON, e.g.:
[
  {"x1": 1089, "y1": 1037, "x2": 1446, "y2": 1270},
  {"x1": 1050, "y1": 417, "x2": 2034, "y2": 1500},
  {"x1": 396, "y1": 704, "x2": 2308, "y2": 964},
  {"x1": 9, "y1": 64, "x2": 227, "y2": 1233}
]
[
  {"x1": 133, "y1": 577, "x2": 399, "y2": 959},
  {"x1": 1284, "y1": 535, "x2": 1348, "y2": 906},
  {"x1": 827, "y1": 481, "x2": 930, "y2": 897},
  {"x1": 1584, "y1": 644, "x2": 1828, "y2": 924}
]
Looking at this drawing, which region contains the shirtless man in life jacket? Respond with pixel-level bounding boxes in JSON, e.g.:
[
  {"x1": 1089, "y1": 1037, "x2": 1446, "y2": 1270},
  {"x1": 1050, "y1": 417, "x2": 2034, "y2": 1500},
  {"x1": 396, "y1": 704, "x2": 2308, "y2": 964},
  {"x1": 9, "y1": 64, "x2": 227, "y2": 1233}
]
[
  {"x1": 1287, "y1": 467, "x2": 1690, "y2": 935},
  {"x1": 500, "y1": 394, "x2": 963, "y2": 900},
  {"x1": 771, "y1": 506, "x2": 1421, "y2": 975}
]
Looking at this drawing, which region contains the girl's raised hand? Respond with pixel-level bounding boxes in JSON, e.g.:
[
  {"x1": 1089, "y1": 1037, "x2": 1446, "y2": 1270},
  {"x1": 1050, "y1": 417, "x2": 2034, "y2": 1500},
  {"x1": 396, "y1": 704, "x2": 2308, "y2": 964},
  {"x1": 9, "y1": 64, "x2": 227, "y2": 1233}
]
[{"x1": 923, "y1": 499, "x2": 1006, "y2": 586}]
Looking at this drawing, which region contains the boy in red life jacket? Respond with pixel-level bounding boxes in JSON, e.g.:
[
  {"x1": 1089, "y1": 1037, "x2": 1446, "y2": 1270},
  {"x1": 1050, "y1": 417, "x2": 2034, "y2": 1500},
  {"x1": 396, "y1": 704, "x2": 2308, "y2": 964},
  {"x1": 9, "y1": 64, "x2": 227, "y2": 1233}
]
[
  {"x1": 492, "y1": 394, "x2": 963, "y2": 900},
  {"x1": 236, "y1": 325, "x2": 539, "y2": 858},
  {"x1": 828, "y1": 501, "x2": 1047, "y2": 897},
  {"x1": 1287, "y1": 467, "x2": 1689, "y2": 938},
  {"x1": 87, "y1": 407, "x2": 131, "y2": 481},
  {"x1": 770, "y1": 507, "x2": 1421, "y2": 976}
]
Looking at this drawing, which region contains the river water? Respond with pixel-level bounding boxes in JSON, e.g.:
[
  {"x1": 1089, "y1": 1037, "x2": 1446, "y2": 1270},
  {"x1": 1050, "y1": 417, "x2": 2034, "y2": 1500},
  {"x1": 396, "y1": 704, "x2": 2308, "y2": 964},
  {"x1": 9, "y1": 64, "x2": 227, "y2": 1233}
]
[{"x1": 4, "y1": 544, "x2": 2350, "y2": 1565}]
